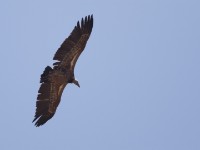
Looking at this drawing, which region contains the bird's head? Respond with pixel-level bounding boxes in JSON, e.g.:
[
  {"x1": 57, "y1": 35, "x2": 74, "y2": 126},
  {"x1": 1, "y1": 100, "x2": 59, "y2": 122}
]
[{"x1": 73, "y1": 79, "x2": 80, "y2": 88}]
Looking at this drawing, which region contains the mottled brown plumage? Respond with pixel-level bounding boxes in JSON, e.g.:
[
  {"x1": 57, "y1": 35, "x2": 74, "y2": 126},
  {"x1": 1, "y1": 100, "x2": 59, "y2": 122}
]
[{"x1": 33, "y1": 15, "x2": 93, "y2": 127}]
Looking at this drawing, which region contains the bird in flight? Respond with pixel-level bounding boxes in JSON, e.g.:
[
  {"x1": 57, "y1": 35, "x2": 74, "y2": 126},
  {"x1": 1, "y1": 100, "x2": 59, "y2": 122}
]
[{"x1": 33, "y1": 15, "x2": 93, "y2": 127}]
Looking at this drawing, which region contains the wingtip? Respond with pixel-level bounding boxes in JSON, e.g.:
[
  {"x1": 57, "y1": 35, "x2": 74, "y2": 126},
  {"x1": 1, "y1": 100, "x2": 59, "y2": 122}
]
[
  {"x1": 32, "y1": 113, "x2": 55, "y2": 127},
  {"x1": 84, "y1": 14, "x2": 94, "y2": 22},
  {"x1": 88, "y1": 14, "x2": 93, "y2": 21}
]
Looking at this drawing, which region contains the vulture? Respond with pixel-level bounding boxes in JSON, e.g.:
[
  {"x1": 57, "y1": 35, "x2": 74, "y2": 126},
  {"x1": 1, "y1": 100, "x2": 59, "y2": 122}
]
[{"x1": 33, "y1": 15, "x2": 93, "y2": 127}]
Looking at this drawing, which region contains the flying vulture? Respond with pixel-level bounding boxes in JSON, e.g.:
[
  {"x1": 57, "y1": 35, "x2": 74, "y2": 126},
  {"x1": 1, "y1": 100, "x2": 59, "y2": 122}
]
[{"x1": 33, "y1": 15, "x2": 93, "y2": 127}]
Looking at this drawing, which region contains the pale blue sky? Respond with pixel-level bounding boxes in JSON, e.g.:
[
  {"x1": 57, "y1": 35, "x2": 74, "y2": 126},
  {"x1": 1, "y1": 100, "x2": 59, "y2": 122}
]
[{"x1": 1, "y1": 0, "x2": 200, "y2": 150}]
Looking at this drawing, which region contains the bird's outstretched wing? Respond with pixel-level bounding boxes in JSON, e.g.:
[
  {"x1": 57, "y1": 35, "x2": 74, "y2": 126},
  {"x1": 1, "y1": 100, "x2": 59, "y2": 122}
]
[
  {"x1": 53, "y1": 15, "x2": 93, "y2": 70},
  {"x1": 33, "y1": 66, "x2": 67, "y2": 127}
]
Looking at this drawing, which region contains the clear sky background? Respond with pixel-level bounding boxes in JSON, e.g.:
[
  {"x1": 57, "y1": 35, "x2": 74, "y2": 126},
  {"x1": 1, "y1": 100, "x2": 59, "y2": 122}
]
[{"x1": 1, "y1": 0, "x2": 200, "y2": 150}]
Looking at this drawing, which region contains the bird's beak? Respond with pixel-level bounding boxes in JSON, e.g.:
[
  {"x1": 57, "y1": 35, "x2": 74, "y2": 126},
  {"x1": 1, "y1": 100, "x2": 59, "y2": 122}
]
[
  {"x1": 73, "y1": 80, "x2": 80, "y2": 88},
  {"x1": 76, "y1": 82, "x2": 80, "y2": 88}
]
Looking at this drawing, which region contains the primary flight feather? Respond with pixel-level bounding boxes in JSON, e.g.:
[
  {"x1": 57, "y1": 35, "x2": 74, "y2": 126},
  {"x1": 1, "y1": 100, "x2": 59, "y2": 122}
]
[{"x1": 33, "y1": 15, "x2": 93, "y2": 127}]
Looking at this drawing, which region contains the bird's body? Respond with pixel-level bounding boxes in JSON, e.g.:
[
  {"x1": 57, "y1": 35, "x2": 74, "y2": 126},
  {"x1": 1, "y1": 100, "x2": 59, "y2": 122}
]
[{"x1": 33, "y1": 15, "x2": 93, "y2": 127}]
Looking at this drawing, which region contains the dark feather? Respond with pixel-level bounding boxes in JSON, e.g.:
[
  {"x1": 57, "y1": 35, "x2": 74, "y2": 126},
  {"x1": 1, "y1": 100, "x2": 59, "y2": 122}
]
[
  {"x1": 33, "y1": 113, "x2": 55, "y2": 127},
  {"x1": 53, "y1": 15, "x2": 93, "y2": 69},
  {"x1": 40, "y1": 66, "x2": 52, "y2": 82},
  {"x1": 33, "y1": 15, "x2": 93, "y2": 127}
]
